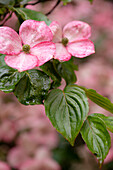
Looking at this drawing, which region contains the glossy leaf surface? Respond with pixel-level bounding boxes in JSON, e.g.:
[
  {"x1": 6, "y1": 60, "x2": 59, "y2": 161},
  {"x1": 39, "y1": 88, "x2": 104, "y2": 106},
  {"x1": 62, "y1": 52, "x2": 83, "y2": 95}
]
[
  {"x1": 44, "y1": 85, "x2": 89, "y2": 146},
  {"x1": 14, "y1": 69, "x2": 51, "y2": 105},
  {"x1": 81, "y1": 114, "x2": 111, "y2": 165},
  {"x1": 40, "y1": 60, "x2": 61, "y2": 89},
  {"x1": 83, "y1": 88, "x2": 113, "y2": 114},
  {"x1": 91, "y1": 113, "x2": 113, "y2": 133},
  {"x1": 0, "y1": 65, "x2": 25, "y2": 93},
  {"x1": 53, "y1": 59, "x2": 77, "y2": 85}
]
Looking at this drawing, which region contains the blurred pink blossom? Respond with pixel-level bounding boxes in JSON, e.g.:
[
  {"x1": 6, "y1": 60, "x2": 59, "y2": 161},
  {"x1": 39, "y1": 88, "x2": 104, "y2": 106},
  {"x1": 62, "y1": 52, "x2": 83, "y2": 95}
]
[
  {"x1": 0, "y1": 161, "x2": 11, "y2": 170},
  {"x1": 92, "y1": 0, "x2": 113, "y2": 31},
  {"x1": 7, "y1": 147, "x2": 29, "y2": 169},
  {"x1": 16, "y1": 132, "x2": 38, "y2": 155},
  {"x1": 19, "y1": 158, "x2": 61, "y2": 170},
  {"x1": 0, "y1": 120, "x2": 17, "y2": 142},
  {"x1": 77, "y1": 59, "x2": 113, "y2": 98},
  {"x1": 34, "y1": 147, "x2": 51, "y2": 160},
  {"x1": 0, "y1": 101, "x2": 60, "y2": 169}
]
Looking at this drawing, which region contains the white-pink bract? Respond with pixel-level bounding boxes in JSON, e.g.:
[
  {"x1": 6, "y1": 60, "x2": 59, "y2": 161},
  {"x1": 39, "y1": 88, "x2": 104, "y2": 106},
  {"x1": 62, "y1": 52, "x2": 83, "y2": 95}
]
[
  {"x1": 49, "y1": 21, "x2": 95, "y2": 61},
  {"x1": 0, "y1": 20, "x2": 55, "y2": 72},
  {"x1": 0, "y1": 161, "x2": 11, "y2": 170}
]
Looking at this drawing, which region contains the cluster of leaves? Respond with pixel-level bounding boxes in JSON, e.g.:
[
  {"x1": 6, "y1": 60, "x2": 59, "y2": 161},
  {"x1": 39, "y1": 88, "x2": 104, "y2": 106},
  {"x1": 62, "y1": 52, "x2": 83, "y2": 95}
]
[
  {"x1": 0, "y1": 54, "x2": 77, "y2": 104},
  {"x1": 1, "y1": 53, "x2": 113, "y2": 166},
  {"x1": 0, "y1": 0, "x2": 113, "y2": 167}
]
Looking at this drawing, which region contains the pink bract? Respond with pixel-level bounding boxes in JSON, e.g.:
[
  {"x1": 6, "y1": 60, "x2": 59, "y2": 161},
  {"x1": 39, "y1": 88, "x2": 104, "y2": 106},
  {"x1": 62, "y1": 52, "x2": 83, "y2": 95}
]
[
  {"x1": 0, "y1": 161, "x2": 11, "y2": 170},
  {"x1": 0, "y1": 20, "x2": 55, "y2": 72},
  {"x1": 49, "y1": 21, "x2": 95, "y2": 61}
]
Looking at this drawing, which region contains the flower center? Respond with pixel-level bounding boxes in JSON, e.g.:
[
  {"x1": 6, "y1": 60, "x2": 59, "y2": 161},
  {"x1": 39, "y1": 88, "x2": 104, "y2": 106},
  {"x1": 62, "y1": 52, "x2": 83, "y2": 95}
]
[
  {"x1": 22, "y1": 44, "x2": 30, "y2": 53},
  {"x1": 62, "y1": 37, "x2": 69, "y2": 46}
]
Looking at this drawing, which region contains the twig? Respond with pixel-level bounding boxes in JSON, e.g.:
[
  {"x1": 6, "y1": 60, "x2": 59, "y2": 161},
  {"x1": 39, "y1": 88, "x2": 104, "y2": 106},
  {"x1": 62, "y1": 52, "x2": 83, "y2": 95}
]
[
  {"x1": 23, "y1": 0, "x2": 40, "y2": 7},
  {"x1": 46, "y1": 0, "x2": 61, "y2": 15},
  {"x1": 0, "y1": 11, "x2": 13, "y2": 26},
  {"x1": 24, "y1": 0, "x2": 53, "y2": 7}
]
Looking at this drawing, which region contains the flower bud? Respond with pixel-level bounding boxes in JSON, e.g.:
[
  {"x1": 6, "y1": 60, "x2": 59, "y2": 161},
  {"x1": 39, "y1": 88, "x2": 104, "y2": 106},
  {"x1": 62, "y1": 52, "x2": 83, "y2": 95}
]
[
  {"x1": 22, "y1": 44, "x2": 30, "y2": 53},
  {"x1": 61, "y1": 37, "x2": 69, "y2": 46}
]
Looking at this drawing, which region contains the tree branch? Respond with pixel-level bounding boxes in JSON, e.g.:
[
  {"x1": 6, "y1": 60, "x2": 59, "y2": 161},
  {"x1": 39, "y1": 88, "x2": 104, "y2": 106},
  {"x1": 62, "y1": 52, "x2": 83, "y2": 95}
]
[
  {"x1": 46, "y1": 0, "x2": 61, "y2": 15},
  {"x1": 23, "y1": 0, "x2": 40, "y2": 7},
  {"x1": 0, "y1": 11, "x2": 13, "y2": 26},
  {"x1": 23, "y1": 0, "x2": 52, "y2": 7}
]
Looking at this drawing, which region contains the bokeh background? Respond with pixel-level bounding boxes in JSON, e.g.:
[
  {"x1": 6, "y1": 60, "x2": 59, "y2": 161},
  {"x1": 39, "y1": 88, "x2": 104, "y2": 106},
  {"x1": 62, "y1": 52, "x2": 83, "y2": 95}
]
[{"x1": 1, "y1": 0, "x2": 113, "y2": 169}]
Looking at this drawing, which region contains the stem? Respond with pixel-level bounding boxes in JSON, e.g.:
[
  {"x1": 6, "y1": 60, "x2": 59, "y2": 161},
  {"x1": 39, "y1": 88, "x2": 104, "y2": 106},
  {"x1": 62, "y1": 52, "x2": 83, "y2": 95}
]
[
  {"x1": 46, "y1": 0, "x2": 61, "y2": 15},
  {"x1": 0, "y1": 8, "x2": 9, "y2": 21},
  {"x1": 99, "y1": 161, "x2": 103, "y2": 170},
  {"x1": 23, "y1": 0, "x2": 40, "y2": 7},
  {"x1": 23, "y1": 0, "x2": 52, "y2": 7},
  {"x1": 0, "y1": 11, "x2": 13, "y2": 26}
]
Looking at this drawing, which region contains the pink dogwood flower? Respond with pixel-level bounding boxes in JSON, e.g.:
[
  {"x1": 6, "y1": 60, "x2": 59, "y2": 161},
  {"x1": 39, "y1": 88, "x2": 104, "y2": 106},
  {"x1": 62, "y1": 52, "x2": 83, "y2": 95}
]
[
  {"x1": 49, "y1": 21, "x2": 95, "y2": 61},
  {"x1": 0, "y1": 20, "x2": 55, "y2": 72}
]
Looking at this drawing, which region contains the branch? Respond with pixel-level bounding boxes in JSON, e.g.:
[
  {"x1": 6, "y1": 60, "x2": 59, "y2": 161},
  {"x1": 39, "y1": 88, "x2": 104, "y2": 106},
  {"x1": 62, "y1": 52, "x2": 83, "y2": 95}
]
[
  {"x1": 23, "y1": 0, "x2": 40, "y2": 7},
  {"x1": 0, "y1": 11, "x2": 13, "y2": 26},
  {"x1": 23, "y1": 0, "x2": 52, "y2": 7},
  {"x1": 46, "y1": 0, "x2": 61, "y2": 15}
]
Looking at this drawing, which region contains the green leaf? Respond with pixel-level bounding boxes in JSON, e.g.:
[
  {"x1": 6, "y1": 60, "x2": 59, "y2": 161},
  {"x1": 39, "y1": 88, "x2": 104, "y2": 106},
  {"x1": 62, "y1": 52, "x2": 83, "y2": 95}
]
[
  {"x1": 44, "y1": 85, "x2": 89, "y2": 146},
  {"x1": 0, "y1": 7, "x2": 7, "y2": 15},
  {"x1": 83, "y1": 88, "x2": 113, "y2": 114},
  {"x1": 61, "y1": 0, "x2": 72, "y2": 5},
  {"x1": 40, "y1": 60, "x2": 61, "y2": 88},
  {"x1": 14, "y1": 69, "x2": 51, "y2": 105},
  {"x1": 91, "y1": 113, "x2": 113, "y2": 133},
  {"x1": 14, "y1": 7, "x2": 51, "y2": 25},
  {"x1": 0, "y1": 65, "x2": 25, "y2": 93},
  {"x1": 53, "y1": 59, "x2": 77, "y2": 85},
  {"x1": 81, "y1": 114, "x2": 111, "y2": 165},
  {"x1": 0, "y1": 54, "x2": 7, "y2": 66}
]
